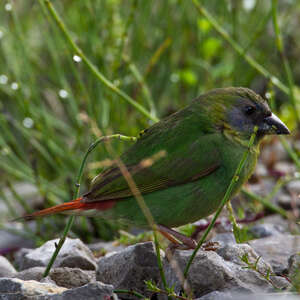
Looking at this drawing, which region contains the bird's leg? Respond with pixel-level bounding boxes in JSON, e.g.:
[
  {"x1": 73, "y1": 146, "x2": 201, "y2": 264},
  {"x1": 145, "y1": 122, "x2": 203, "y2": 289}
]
[{"x1": 157, "y1": 224, "x2": 197, "y2": 249}]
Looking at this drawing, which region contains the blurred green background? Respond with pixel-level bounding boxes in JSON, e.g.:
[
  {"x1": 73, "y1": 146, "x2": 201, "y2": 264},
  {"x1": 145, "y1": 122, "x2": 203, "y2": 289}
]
[{"x1": 0, "y1": 0, "x2": 299, "y2": 245}]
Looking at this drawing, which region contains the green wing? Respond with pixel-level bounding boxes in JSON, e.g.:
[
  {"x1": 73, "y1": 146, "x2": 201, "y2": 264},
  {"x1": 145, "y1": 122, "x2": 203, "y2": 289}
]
[{"x1": 83, "y1": 107, "x2": 221, "y2": 202}]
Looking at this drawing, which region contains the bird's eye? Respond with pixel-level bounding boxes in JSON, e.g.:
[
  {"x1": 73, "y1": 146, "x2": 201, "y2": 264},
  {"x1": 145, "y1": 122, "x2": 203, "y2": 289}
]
[{"x1": 244, "y1": 106, "x2": 256, "y2": 116}]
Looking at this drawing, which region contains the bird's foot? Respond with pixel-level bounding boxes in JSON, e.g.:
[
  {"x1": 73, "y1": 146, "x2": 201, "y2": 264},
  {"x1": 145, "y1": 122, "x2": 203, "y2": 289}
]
[
  {"x1": 157, "y1": 224, "x2": 197, "y2": 250},
  {"x1": 157, "y1": 224, "x2": 220, "y2": 253},
  {"x1": 201, "y1": 241, "x2": 220, "y2": 251}
]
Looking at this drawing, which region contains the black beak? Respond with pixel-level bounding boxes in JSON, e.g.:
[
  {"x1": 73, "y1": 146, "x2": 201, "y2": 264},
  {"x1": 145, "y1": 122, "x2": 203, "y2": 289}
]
[{"x1": 263, "y1": 113, "x2": 290, "y2": 135}]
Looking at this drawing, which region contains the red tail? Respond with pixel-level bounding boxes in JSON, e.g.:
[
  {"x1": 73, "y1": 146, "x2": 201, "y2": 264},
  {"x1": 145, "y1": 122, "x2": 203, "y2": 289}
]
[
  {"x1": 14, "y1": 197, "x2": 116, "y2": 221},
  {"x1": 15, "y1": 197, "x2": 84, "y2": 221}
]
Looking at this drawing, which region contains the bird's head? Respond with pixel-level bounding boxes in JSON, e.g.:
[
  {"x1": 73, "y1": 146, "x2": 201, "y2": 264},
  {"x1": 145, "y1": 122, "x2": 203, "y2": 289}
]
[{"x1": 195, "y1": 87, "x2": 290, "y2": 144}]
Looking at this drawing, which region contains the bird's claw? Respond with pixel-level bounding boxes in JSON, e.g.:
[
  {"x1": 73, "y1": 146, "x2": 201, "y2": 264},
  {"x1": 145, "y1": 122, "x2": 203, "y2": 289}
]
[{"x1": 201, "y1": 241, "x2": 220, "y2": 251}]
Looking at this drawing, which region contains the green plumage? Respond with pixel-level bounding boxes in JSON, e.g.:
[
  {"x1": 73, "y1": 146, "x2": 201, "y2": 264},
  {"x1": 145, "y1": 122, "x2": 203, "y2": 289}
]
[{"x1": 81, "y1": 87, "x2": 289, "y2": 227}]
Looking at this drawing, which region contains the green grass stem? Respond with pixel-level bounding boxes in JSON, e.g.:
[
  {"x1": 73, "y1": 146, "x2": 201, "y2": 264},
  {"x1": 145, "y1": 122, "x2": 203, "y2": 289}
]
[
  {"x1": 41, "y1": 0, "x2": 158, "y2": 123},
  {"x1": 192, "y1": 0, "x2": 289, "y2": 95},
  {"x1": 241, "y1": 188, "x2": 288, "y2": 219},
  {"x1": 271, "y1": 0, "x2": 300, "y2": 125},
  {"x1": 43, "y1": 134, "x2": 136, "y2": 277}
]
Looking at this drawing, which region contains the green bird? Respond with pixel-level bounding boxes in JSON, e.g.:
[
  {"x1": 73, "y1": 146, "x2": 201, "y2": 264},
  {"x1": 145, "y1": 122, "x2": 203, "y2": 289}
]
[{"x1": 21, "y1": 87, "x2": 289, "y2": 248}]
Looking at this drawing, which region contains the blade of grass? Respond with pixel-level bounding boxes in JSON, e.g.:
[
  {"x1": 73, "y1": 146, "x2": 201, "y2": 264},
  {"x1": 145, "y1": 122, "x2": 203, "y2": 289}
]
[
  {"x1": 40, "y1": 0, "x2": 158, "y2": 123},
  {"x1": 112, "y1": 0, "x2": 138, "y2": 73},
  {"x1": 43, "y1": 134, "x2": 136, "y2": 277},
  {"x1": 192, "y1": 0, "x2": 289, "y2": 95},
  {"x1": 268, "y1": 87, "x2": 300, "y2": 170},
  {"x1": 271, "y1": 0, "x2": 300, "y2": 125},
  {"x1": 241, "y1": 188, "x2": 288, "y2": 218},
  {"x1": 124, "y1": 55, "x2": 157, "y2": 118},
  {"x1": 6, "y1": 181, "x2": 32, "y2": 214}
]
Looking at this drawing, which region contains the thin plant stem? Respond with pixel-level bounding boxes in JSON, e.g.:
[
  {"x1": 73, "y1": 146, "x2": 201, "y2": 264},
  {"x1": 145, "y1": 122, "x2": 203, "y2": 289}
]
[
  {"x1": 6, "y1": 181, "x2": 31, "y2": 214},
  {"x1": 271, "y1": 0, "x2": 300, "y2": 125},
  {"x1": 267, "y1": 86, "x2": 300, "y2": 171},
  {"x1": 192, "y1": 0, "x2": 289, "y2": 95},
  {"x1": 145, "y1": 281, "x2": 192, "y2": 300},
  {"x1": 279, "y1": 136, "x2": 300, "y2": 170},
  {"x1": 153, "y1": 231, "x2": 168, "y2": 292},
  {"x1": 113, "y1": 0, "x2": 138, "y2": 73},
  {"x1": 42, "y1": 0, "x2": 158, "y2": 123},
  {"x1": 266, "y1": 175, "x2": 295, "y2": 202},
  {"x1": 124, "y1": 55, "x2": 157, "y2": 119},
  {"x1": 43, "y1": 216, "x2": 75, "y2": 277},
  {"x1": 184, "y1": 126, "x2": 258, "y2": 278},
  {"x1": 145, "y1": 37, "x2": 172, "y2": 77},
  {"x1": 226, "y1": 201, "x2": 240, "y2": 241},
  {"x1": 43, "y1": 134, "x2": 137, "y2": 277},
  {"x1": 241, "y1": 188, "x2": 288, "y2": 218},
  {"x1": 0, "y1": 189, "x2": 17, "y2": 218}
]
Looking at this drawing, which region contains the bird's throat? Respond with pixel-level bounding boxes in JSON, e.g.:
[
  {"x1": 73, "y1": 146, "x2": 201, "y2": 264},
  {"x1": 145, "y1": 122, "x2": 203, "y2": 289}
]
[{"x1": 223, "y1": 128, "x2": 260, "y2": 154}]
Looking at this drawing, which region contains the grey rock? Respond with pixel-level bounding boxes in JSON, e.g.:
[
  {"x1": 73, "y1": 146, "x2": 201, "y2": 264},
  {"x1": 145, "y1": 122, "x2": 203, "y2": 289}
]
[
  {"x1": 286, "y1": 180, "x2": 300, "y2": 195},
  {"x1": 164, "y1": 243, "x2": 286, "y2": 298},
  {"x1": 16, "y1": 238, "x2": 97, "y2": 271},
  {"x1": 49, "y1": 267, "x2": 96, "y2": 288},
  {"x1": 15, "y1": 267, "x2": 96, "y2": 289},
  {"x1": 196, "y1": 291, "x2": 238, "y2": 300},
  {"x1": 0, "y1": 256, "x2": 16, "y2": 277},
  {"x1": 288, "y1": 253, "x2": 300, "y2": 282},
  {"x1": 0, "y1": 223, "x2": 35, "y2": 255},
  {"x1": 271, "y1": 276, "x2": 292, "y2": 290},
  {"x1": 97, "y1": 241, "x2": 162, "y2": 297},
  {"x1": 276, "y1": 192, "x2": 293, "y2": 209},
  {"x1": 260, "y1": 140, "x2": 289, "y2": 167},
  {"x1": 248, "y1": 179, "x2": 276, "y2": 198},
  {"x1": 48, "y1": 282, "x2": 115, "y2": 300},
  {"x1": 256, "y1": 215, "x2": 290, "y2": 232},
  {"x1": 88, "y1": 241, "x2": 125, "y2": 256},
  {"x1": 249, "y1": 223, "x2": 286, "y2": 238},
  {"x1": 254, "y1": 164, "x2": 268, "y2": 177},
  {"x1": 217, "y1": 243, "x2": 270, "y2": 271},
  {"x1": 275, "y1": 179, "x2": 300, "y2": 209},
  {"x1": 15, "y1": 266, "x2": 46, "y2": 282},
  {"x1": 249, "y1": 234, "x2": 300, "y2": 274},
  {"x1": 214, "y1": 217, "x2": 234, "y2": 233},
  {"x1": 211, "y1": 233, "x2": 236, "y2": 246},
  {"x1": 0, "y1": 277, "x2": 67, "y2": 298},
  {"x1": 197, "y1": 292, "x2": 300, "y2": 300},
  {"x1": 14, "y1": 248, "x2": 31, "y2": 269},
  {"x1": 273, "y1": 162, "x2": 296, "y2": 176}
]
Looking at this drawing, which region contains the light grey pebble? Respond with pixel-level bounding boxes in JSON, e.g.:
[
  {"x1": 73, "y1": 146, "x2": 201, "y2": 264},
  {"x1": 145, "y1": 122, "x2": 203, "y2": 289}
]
[
  {"x1": 15, "y1": 238, "x2": 97, "y2": 271},
  {"x1": 0, "y1": 256, "x2": 17, "y2": 278}
]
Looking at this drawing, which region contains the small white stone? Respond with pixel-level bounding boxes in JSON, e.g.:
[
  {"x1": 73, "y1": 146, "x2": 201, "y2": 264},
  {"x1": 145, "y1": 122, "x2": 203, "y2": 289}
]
[
  {"x1": 243, "y1": 0, "x2": 256, "y2": 11},
  {"x1": 58, "y1": 89, "x2": 68, "y2": 99},
  {"x1": 265, "y1": 92, "x2": 271, "y2": 99},
  {"x1": 11, "y1": 82, "x2": 19, "y2": 90},
  {"x1": 73, "y1": 54, "x2": 82, "y2": 63},
  {"x1": 170, "y1": 73, "x2": 179, "y2": 83},
  {"x1": 23, "y1": 117, "x2": 34, "y2": 128},
  {"x1": 0, "y1": 75, "x2": 8, "y2": 85},
  {"x1": 294, "y1": 172, "x2": 300, "y2": 179},
  {"x1": 5, "y1": 2, "x2": 12, "y2": 11}
]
